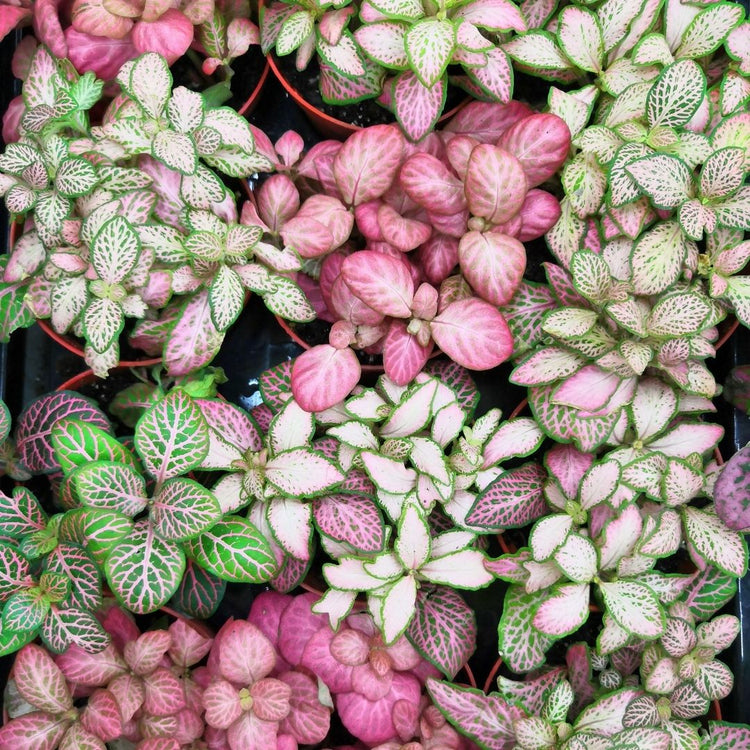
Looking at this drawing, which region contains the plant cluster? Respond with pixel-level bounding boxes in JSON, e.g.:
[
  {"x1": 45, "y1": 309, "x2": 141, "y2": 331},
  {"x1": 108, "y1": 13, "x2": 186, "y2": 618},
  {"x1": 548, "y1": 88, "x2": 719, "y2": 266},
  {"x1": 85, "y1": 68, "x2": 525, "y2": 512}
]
[
  {"x1": 244, "y1": 107, "x2": 569, "y2": 412},
  {"x1": 0, "y1": 0, "x2": 259, "y2": 87},
  {"x1": 260, "y1": 0, "x2": 528, "y2": 140},
  {"x1": 0, "y1": 47, "x2": 318, "y2": 376}
]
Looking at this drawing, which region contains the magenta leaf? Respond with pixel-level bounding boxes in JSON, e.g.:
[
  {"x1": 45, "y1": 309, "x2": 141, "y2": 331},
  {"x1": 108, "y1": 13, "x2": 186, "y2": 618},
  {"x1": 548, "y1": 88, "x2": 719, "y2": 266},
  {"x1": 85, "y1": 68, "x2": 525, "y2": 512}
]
[
  {"x1": 291, "y1": 345, "x2": 361, "y2": 413},
  {"x1": 443, "y1": 100, "x2": 532, "y2": 142},
  {"x1": 498, "y1": 113, "x2": 571, "y2": 188},
  {"x1": 430, "y1": 298, "x2": 514, "y2": 370},
  {"x1": 143, "y1": 666, "x2": 186, "y2": 715},
  {"x1": 0, "y1": 712, "x2": 70, "y2": 749},
  {"x1": 392, "y1": 71, "x2": 445, "y2": 143},
  {"x1": 467, "y1": 462, "x2": 548, "y2": 530},
  {"x1": 407, "y1": 587, "x2": 476, "y2": 678},
  {"x1": 16, "y1": 392, "x2": 111, "y2": 474},
  {"x1": 334, "y1": 124, "x2": 404, "y2": 206},
  {"x1": 165, "y1": 291, "x2": 225, "y2": 376},
  {"x1": 713, "y1": 445, "x2": 750, "y2": 531},
  {"x1": 426, "y1": 678, "x2": 523, "y2": 750},
  {"x1": 312, "y1": 493, "x2": 385, "y2": 552},
  {"x1": 458, "y1": 231, "x2": 526, "y2": 306},
  {"x1": 383, "y1": 320, "x2": 434, "y2": 386},
  {"x1": 80, "y1": 688, "x2": 122, "y2": 741},
  {"x1": 278, "y1": 670, "x2": 331, "y2": 745},
  {"x1": 709, "y1": 722, "x2": 750, "y2": 748},
  {"x1": 258, "y1": 360, "x2": 294, "y2": 412}
]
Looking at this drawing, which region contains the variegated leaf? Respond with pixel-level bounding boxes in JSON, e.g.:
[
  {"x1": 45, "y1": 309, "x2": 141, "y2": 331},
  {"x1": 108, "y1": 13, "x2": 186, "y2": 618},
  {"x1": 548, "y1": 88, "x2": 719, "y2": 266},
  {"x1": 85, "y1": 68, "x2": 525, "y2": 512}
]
[
  {"x1": 646, "y1": 59, "x2": 706, "y2": 129},
  {"x1": 405, "y1": 18, "x2": 455, "y2": 88},
  {"x1": 152, "y1": 478, "x2": 221, "y2": 542},
  {"x1": 684, "y1": 506, "x2": 748, "y2": 578},
  {"x1": 557, "y1": 5, "x2": 604, "y2": 73},
  {"x1": 630, "y1": 221, "x2": 689, "y2": 295}
]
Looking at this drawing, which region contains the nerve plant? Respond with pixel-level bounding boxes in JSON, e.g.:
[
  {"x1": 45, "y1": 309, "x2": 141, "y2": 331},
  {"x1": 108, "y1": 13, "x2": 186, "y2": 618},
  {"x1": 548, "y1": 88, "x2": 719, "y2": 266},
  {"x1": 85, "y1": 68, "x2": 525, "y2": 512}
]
[
  {"x1": 0, "y1": 47, "x2": 317, "y2": 376},
  {"x1": 260, "y1": 0, "x2": 527, "y2": 141}
]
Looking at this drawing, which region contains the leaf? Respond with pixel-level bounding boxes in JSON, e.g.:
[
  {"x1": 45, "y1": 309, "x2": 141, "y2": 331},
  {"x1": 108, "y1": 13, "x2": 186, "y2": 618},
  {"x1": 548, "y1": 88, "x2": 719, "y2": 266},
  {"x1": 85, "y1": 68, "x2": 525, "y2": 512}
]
[
  {"x1": 426, "y1": 678, "x2": 523, "y2": 750},
  {"x1": 467, "y1": 463, "x2": 547, "y2": 530},
  {"x1": 83, "y1": 298, "x2": 124, "y2": 354},
  {"x1": 105, "y1": 520, "x2": 185, "y2": 614},
  {"x1": 684, "y1": 507, "x2": 748, "y2": 578},
  {"x1": 313, "y1": 493, "x2": 385, "y2": 553},
  {"x1": 557, "y1": 5, "x2": 604, "y2": 73},
  {"x1": 333, "y1": 124, "x2": 404, "y2": 206},
  {"x1": 714, "y1": 445, "x2": 750, "y2": 531},
  {"x1": 405, "y1": 18, "x2": 454, "y2": 88},
  {"x1": 184, "y1": 517, "x2": 278, "y2": 582},
  {"x1": 700, "y1": 147, "x2": 745, "y2": 200},
  {"x1": 430, "y1": 298, "x2": 514, "y2": 370},
  {"x1": 683, "y1": 567, "x2": 737, "y2": 620},
  {"x1": 55, "y1": 157, "x2": 98, "y2": 198},
  {"x1": 12, "y1": 643, "x2": 72, "y2": 713},
  {"x1": 407, "y1": 587, "x2": 476, "y2": 678},
  {"x1": 152, "y1": 478, "x2": 221, "y2": 541},
  {"x1": 465, "y1": 144, "x2": 527, "y2": 225},
  {"x1": 533, "y1": 582, "x2": 590, "y2": 636},
  {"x1": 52, "y1": 419, "x2": 138, "y2": 475},
  {"x1": 504, "y1": 30, "x2": 573, "y2": 71},
  {"x1": 341, "y1": 250, "x2": 413, "y2": 318},
  {"x1": 458, "y1": 231, "x2": 526, "y2": 306},
  {"x1": 646, "y1": 59, "x2": 706, "y2": 129},
  {"x1": 16, "y1": 392, "x2": 110, "y2": 474},
  {"x1": 354, "y1": 22, "x2": 410, "y2": 69},
  {"x1": 392, "y1": 71, "x2": 446, "y2": 143},
  {"x1": 562, "y1": 153, "x2": 607, "y2": 217},
  {"x1": 0, "y1": 487, "x2": 46, "y2": 538},
  {"x1": 266, "y1": 448, "x2": 344, "y2": 497},
  {"x1": 647, "y1": 293, "x2": 711, "y2": 337},
  {"x1": 168, "y1": 559, "x2": 225, "y2": 618},
  {"x1": 0, "y1": 713, "x2": 70, "y2": 748},
  {"x1": 630, "y1": 221, "x2": 689, "y2": 295},
  {"x1": 292, "y1": 345, "x2": 361, "y2": 413},
  {"x1": 675, "y1": 2, "x2": 743, "y2": 58},
  {"x1": 73, "y1": 461, "x2": 147, "y2": 516},
  {"x1": 626, "y1": 154, "x2": 693, "y2": 210},
  {"x1": 130, "y1": 53, "x2": 171, "y2": 119},
  {"x1": 40, "y1": 607, "x2": 109, "y2": 654},
  {"x1": 276, "y1": 10, "x2": 313, "y2": 54},
  {"x1": 135, "y1": 390, "x2": 210, "y2": 483}
]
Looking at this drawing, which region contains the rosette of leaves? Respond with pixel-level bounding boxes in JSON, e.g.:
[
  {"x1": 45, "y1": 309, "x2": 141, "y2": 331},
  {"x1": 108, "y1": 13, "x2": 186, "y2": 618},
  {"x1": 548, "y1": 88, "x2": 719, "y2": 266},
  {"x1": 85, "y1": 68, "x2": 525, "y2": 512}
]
[
  {"x1": 508, "y1": 248, "x2": 727, "y2": 451},
  {"x1": 634, "y1": 607, "x2": 738, "y2": 725},
  {"x1": 352, "y1": 0, "x2": 526, "y2": 141},
  {"x1": 51, "y1": 388, "x2": 278, "y2": 615},
  {"x1": 427, "y1": 671, "x2": 671, "y2": 750},
  {"x1": 93, "y1": 52, "x2": 272, "y2": 181}
]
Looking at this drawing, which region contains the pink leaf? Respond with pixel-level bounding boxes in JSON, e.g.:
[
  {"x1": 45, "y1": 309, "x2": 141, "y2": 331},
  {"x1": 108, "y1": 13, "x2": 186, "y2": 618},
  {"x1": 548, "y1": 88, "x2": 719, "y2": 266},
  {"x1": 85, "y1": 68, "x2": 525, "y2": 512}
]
[
  {"x1": 416, "y1": 234, "x2": 459, "y2": 284},
  {"x1": 330, "y1": 277, "x2": 385, "y2": 326},
  {"x1": 291, "y1": 345, "x2": 361, "y2": 412},
  {"x1": 14, "y1": 644, "x2": 72, "y2": 714},
  {"x1": 453, "y1": 0, "x2": 526, "y2": 31},
  {"x1": 64, "y1": 28, "x2": 138, "y2": 80},
  {"x1": 714, "y1": 445, "x2": 750, "y2": 532},
  {"x1": 341, "y1": 251, "x2": 414, "y2": 318},
  {"x1": 377, "y1": 203, "x2": 432, "y2": 252},
  {"x1": 132, "y1": 10, "x2": 194, "y2": 63},
  {"x1": 295, "y1": 195, "x2": 353, "y2": 250},
  {"x1": 425, "y1": 207, "x2": 469, "y2": 238},
  {"x1": 55, "y1": 643, "x2": 127, "y2": 688},
  {"x1": 143, "y1": 667, "x2": 186, "y2": 715},
  {"x1": 334, "y1": 125, "x2": 404, "y2": 207},
  {"x1": 251, "y1": 678, "x2": 292, "y2": 721},
  {"x1": 0, "y1": 712, "x2": 70, "y2": 750},
  {"x1": 71, "y1": 0, "x2": 132, "y2": 38},
  {"x1": 203, "y1": 680, "x2": 243, "y2": 730},
  {"x1": 336, "y1": 672, "x2": 422, "y2": 745},
  {"x1": 107, "y1": 674, "x2": 145, "y2": 723},
  {"x1": 80, "y1": 689, "x2": 122, "y2": 742},
  {"x1": 278, "y1": 670, "x2": 331, "y2": 745},
  {"x1": 0, "y1": 6, "x2": 31, "y2": 41},
  {"x1": 257, "y1": 174, "x2": 299, "y2": 232},
  {"x1": 517, "y1": 190, "x2": 562, "y2": 241},
  {"x1": 443, "y1": 100, "x2": 532, "y2": 142},
  {"x1": 466, "y1": 144, "x2": 528, "y2": 225},
  {"x1": 167, "y1": 619, "x2": 213, "y2": 669},
  {"x1": 383, "y1": 320, "x2": 434, "y2": 385},
  {"x1": 165, "y1": 291, "x2": 224, "y2": 376},
  {"x1": 312, "y1": 493, "x2": 385, "y2": 552},
  {"x1": 354, "y1": 200, "x2": 385, "y2": 241},
  {"x1": 445, "y1": 134, "x2": 480, "y2": 181},
  {"x1": 299, "y1": 626, "x2": 355, "y2": 693},
  {"x1": 545, "y1": 444, "x2": 593, "y2": 499},
  {"x1": 399, "y1": 153, "x2": 467, "y2": 214},
  {"x1": 430, "y1": 298, "x2": 514, "y2": 370},
  {"x1": 217, "y1": 620, "x2": 276, "y2": 684},
  {"x1": 458, "y1": 231, "x2": 525, "y2": 306},
  {"x1": 280, "y1": 215, "x2": 334, "y2": 259},
  {"x1": 124, "y1": 630, "x2": 172, "y2": 676},
  {"x1": 277, "y1": 592, "x2": 328, "y2": 667},
  {"x1": 552, "y1": 365, "x2": 622, "y2": 411},
  {"x1": 498, "y1": 114, "x2": 571, "y2": 188}
]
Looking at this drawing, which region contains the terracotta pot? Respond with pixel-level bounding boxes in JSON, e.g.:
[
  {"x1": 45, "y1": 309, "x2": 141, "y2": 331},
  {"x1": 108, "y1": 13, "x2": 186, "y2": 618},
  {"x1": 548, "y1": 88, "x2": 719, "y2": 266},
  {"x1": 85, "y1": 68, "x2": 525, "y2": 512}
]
[
  {"x1": 265, "y1": 51, "x2": 468, "y2": 141},
  {"x1": 236, "y1": 54, "x2": 271, "y2": 117}
]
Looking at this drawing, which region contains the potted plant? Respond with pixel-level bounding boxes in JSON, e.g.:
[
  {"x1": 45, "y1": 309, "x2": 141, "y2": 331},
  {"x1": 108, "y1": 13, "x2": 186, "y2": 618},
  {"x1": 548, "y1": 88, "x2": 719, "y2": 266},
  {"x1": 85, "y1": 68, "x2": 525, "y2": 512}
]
[{"x1": 1, "y1": 0, "x2": 750, "y2": 745}]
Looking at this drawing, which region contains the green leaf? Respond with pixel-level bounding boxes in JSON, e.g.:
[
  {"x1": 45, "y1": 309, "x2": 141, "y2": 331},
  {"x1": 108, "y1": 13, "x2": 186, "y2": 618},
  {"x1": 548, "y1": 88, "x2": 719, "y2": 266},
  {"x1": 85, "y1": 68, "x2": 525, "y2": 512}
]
[
  {"x1": 105, "y1": 520, "x2": 185, "y2": 614},
  {"x1": 72, "y1": 461, "x2": 147, "y2": 516},
  {"x1": 135, "y1": 390, "x2": 210, "y2": 483},
  {"x1": 55, "y1": 158, "x2": 98, "y2": 198},
  {"x1": 40, "y1": 607, "x2": 109, "y2": 653},
  {"x1": 151, "y1": 478, "x2": 221, "y2": 542},
  {"x1": 129, "y1": 53, "x2": 171, "y2": 119},
  {"x1": 2, "y1": 589, "x2": 48, "y2": 632},
  {"x1": 184, "y1": 517, "x2": 278, "y2": 583},
  {"x1": 599, "y1": 580, "x2": 665, "y2": 638},
  {"x1": 275, "y1": 10, "x2": 314, "y2": 55},
  {"x1": 52, "y1": 419, "x2": 138, "y2": 475},
  {"x1": 91, "y1": 215, "x2": 140, "y2": 285},
  {"x1": 0, "y1": 487, "x2": 46, "y2": 538}
]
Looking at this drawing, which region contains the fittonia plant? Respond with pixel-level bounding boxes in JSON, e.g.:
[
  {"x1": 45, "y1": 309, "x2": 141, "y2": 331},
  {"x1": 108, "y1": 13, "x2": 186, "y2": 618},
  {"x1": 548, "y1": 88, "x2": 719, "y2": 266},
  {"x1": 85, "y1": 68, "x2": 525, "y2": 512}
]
[
  {"x1": 260, "y1": 0, "x2": 525, "y2": 141},
  {"x1": 0, "y1": 47, "x2": 318, "y2": 375}
]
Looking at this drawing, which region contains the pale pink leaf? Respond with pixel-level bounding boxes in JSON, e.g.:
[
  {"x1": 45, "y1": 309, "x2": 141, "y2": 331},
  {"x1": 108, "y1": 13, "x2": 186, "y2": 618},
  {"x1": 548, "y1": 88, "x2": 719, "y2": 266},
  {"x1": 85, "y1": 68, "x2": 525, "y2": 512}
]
[
  {"x1": 430, "y1": 298, "x2": 514, "y2": 370},
  {"x1": 533, "y1": 582, "x2": 590, "y2": 636},
  {"x1": 341, "y1": 250, "x2": 414, "y2": 318},
  {"x1": 382, "y1": 320, "x2": 433, "y2": 386},
  {"x1": 465, "y1": 144, "x2": 527, "y2": 224},
  {"x1": 291, "y1": 345, "x2": 361, "y2": 412},
  {"x1": 399, "y1": 153, "x2": 466, "y2": 214},
  {"x1": 13, "y1": 644, "x2": 72, "y2": 713},
  {"x1": 458, "y1": 231, "x2": 525, "y2": 306}
]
